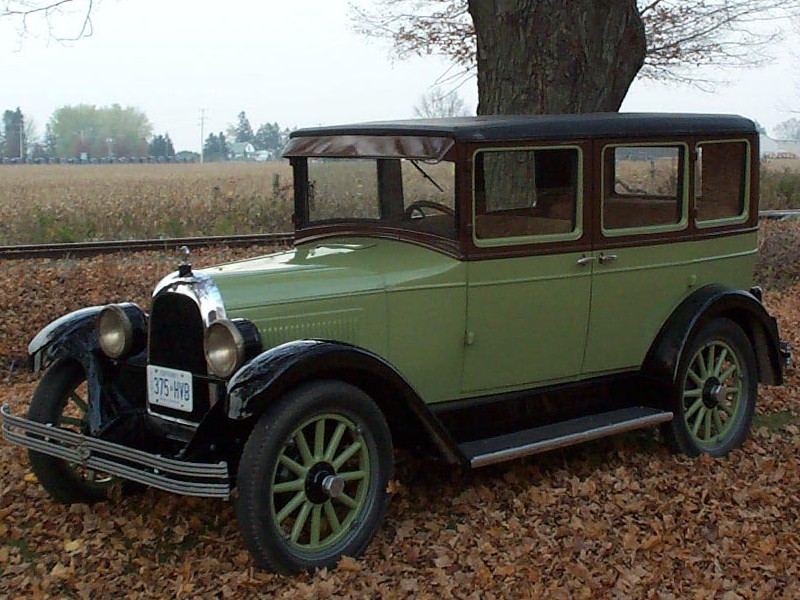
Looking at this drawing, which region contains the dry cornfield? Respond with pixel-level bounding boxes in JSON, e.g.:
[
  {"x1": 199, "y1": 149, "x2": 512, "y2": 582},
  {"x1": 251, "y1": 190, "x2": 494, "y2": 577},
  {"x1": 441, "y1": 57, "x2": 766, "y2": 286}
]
[{"x1": 0, "y1": 163, "x2": 295, "y2": 245}]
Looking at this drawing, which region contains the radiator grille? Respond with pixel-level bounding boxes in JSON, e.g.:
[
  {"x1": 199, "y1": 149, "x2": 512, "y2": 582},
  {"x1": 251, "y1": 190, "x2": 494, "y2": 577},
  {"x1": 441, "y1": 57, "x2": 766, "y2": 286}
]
[{"x1": 148, "y1": 292, "x2": 210, "y2": 422}]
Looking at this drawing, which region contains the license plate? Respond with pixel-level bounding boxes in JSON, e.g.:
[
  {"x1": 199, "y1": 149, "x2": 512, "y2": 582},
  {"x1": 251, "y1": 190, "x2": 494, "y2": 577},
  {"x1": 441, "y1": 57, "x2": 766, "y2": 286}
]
[{"x1": 147, "y1": 365, "x2": 193, "y2": 412}]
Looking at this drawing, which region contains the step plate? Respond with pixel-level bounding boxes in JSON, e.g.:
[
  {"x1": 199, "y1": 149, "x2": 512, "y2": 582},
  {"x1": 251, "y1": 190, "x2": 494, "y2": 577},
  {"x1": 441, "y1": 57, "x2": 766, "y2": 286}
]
[{"x1": 462, "y1": 406, "x2": 673, "y2": 468}]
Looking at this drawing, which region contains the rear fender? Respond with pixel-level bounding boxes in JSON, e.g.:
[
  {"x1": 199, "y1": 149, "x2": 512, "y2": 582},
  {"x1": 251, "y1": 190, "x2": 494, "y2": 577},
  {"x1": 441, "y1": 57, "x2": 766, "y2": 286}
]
[
  {"x1": 226, "y1": 340, "x2": 465, "y2": 464},
  {"x1": 642, "y1": 285, "x2": 785, "y2": 389}
]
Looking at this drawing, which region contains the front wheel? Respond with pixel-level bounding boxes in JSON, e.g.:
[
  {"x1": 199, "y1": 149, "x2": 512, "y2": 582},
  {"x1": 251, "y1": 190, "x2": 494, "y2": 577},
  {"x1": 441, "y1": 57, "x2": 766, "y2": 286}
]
[
  {"x1": 28, "y1": 360, "x2": 116, "y2": 504},
  {"x1": 663, "y1": 318, "x2": 757, "y2": 457},
  {"x1": 236, "y1": 380, "x2": 394, "y2": 574}
]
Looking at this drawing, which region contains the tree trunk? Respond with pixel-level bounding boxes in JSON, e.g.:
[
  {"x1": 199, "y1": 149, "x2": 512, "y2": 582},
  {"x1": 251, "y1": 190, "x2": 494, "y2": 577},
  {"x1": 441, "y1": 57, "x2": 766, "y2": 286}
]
[{"x1": 468, "y1": 0, "x2": 646, "y2": 115}]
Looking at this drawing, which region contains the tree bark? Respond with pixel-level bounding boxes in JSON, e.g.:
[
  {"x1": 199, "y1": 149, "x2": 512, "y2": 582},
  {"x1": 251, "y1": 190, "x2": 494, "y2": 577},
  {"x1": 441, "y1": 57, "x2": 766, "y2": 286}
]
[{"x1": 468, "y1": 0, "x2": 646, "y2": 115}]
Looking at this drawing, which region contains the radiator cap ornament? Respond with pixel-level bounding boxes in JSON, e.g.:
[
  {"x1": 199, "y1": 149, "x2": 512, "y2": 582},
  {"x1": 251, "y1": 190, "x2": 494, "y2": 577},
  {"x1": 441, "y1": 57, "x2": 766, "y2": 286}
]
[{"x1": 178, "y1": 245, "x2": 193, "y2": 277}]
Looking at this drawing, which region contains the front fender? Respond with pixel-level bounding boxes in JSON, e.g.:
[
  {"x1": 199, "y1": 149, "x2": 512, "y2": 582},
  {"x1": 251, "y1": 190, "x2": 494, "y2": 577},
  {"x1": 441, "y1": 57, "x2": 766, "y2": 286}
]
[
  {"x1": 28, "y1": 303, "x2": 146, "y2": 372},
  {"x1": 642, "y1": 285, "x2": 785, "y2": 387},
  {"x1": 225, "y1": 340, "x2": 464, "y2": 464}
]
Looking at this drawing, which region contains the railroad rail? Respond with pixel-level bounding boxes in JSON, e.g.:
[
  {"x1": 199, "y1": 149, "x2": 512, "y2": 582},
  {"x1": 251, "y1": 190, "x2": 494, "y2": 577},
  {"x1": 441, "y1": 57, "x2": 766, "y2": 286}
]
[
  {"x1": 0, "y1": 210, "x2": 798, "y2": 260},
  {"x1": 0, "y1": 232, "x2": 294, "y2": 260}
]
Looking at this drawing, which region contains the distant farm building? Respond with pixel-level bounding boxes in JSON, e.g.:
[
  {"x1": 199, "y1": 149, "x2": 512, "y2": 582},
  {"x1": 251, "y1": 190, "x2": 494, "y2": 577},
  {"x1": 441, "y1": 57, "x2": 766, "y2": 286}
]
[
  {"x1": 229, "y1": 142, "x2": 256, "y2": 160},
  {"x1": 760, "y1": 134, "x2": 800, "y2": 159}
]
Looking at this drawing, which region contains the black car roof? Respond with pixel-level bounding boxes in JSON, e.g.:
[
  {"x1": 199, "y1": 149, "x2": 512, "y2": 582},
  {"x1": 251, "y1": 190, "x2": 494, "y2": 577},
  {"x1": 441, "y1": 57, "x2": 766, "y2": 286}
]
[{"x1": 290, "y1": 113, "x2": 756, "y2": 142}]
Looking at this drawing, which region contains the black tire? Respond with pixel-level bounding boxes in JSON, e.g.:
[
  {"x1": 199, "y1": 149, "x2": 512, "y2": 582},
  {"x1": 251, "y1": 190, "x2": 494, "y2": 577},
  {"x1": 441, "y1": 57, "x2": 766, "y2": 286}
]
[
  {"x1": 236, "y1": 380, "x2": 394, "y2": 574},
  {"x1": 28, "y1": 360, "x2": 118, "y2": 504},
  {"x1": 662, "y1": 318, "x2": 757, "y2": 457}
]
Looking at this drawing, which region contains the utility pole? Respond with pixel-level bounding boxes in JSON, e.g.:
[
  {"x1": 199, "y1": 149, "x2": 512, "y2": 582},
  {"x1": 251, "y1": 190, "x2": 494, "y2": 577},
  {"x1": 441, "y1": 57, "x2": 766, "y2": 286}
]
[
  {"x1": 199, "y1": 108, "x2": 206, "y2": 164},
  {"x1": 19, "y1": 121, "x2": 24, "y2": 160}
]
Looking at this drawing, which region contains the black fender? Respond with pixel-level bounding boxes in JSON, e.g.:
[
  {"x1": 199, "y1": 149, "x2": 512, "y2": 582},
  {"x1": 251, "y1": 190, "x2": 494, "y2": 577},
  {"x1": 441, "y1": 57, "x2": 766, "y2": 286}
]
[
  {"x1": 226, "y1": 340, "x2": 465, "y2": 465},
  {"x1": 642, "y1": 285, "x2": 785, "y2": 390},
  {"x1": 27, "y1": 303, "x2": 148, "y2": 436}
]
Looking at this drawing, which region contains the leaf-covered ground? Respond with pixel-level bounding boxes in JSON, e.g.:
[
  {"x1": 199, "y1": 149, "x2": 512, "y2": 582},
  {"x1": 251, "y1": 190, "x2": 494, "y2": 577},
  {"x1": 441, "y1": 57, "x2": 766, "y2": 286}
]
[{"x1": 1, "y1": 225, "x2": 799, "y2": 599}]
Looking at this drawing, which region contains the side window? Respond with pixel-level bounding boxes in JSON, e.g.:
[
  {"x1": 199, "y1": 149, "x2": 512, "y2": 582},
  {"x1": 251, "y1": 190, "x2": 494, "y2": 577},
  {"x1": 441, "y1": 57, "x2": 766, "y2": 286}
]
[
  {"x1": 603, "y1": 145, "x2": 684, "y2": 231},
  {"x1": 474, "y1": 148, "x2": 579, "y2": 240},
  {"x1": 696, "y1": 141, "x2": 748, "y2": 223}
]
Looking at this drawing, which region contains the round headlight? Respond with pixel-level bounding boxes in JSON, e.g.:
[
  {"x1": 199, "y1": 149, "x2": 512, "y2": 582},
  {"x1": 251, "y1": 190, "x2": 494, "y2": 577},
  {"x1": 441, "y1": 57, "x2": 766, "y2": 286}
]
[
  {"x1": 204, "y1": 319, "x2": 245, "y2": 378},
  {"x1": 96, "y1": 305, "x2": 134, "y2": 359}
]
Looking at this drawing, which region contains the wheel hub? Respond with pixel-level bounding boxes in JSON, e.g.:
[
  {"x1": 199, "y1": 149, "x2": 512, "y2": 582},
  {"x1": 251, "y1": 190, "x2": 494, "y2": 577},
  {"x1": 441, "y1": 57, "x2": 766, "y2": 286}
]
[
  {"x1": 702, "y1": 377, "x2": 723, "y2": 409},
  {"x1": 304, "y1": 462, "x2": 341, "y2": 504}
]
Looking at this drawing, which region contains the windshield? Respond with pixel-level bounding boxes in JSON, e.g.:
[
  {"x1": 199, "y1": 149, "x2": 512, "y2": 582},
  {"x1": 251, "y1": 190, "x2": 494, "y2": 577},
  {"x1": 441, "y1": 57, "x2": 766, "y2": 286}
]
[{"x1": 304, "y1": 158, "x2": 457, "y2": 238}]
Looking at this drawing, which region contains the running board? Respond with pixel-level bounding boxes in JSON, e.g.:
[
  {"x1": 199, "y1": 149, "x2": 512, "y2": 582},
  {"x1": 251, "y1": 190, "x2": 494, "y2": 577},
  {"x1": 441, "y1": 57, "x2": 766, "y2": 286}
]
[{"x1": 461, "y1": 406, "x2": 672, "y2": 468}]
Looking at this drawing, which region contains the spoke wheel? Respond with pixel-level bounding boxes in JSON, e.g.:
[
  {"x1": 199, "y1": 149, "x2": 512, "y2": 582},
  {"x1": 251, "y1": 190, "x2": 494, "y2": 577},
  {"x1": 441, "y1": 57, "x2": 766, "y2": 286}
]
[
  {"x1": 664, "y1": 318, "x2": 757, "y2": 457},
  {"x1": 270, "y1": 413, "x2": 370, "y2": 552},
  {"x1": 237, "y1": 380, "x2": 393, "y2": 574},
  {"x1": 28, "y1": 360, "x2": 116, "y2": 504}
]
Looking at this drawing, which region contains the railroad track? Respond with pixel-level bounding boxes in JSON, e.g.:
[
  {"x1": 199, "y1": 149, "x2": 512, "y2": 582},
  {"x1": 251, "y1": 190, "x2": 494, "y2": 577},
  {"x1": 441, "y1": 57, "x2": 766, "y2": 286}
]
[
  {"x1": 1, "y1": 209, "x2": 798, "y2": 260},
  {"x1": 0, "y1": 232, "x2": 294, "y2": 260}
]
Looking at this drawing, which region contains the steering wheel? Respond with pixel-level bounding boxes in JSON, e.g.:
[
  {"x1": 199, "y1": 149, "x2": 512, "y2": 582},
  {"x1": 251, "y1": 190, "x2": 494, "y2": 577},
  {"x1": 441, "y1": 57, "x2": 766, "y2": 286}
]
[{"x1": 403, "y1": 200, "x2": 455, "y2": 220}]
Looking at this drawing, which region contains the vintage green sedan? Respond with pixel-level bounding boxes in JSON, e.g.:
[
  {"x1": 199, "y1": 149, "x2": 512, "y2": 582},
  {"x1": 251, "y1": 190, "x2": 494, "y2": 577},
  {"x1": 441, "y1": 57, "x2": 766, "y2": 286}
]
[{"x1": 2, "y1": 113, "x2": 790, "y2": 573}]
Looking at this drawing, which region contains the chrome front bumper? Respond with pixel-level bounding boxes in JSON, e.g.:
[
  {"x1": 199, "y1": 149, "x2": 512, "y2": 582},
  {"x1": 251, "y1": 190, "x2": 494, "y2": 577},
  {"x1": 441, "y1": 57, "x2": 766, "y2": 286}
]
[{"x1": 1, "y1": 404, "x2": 231, "y2": 499}]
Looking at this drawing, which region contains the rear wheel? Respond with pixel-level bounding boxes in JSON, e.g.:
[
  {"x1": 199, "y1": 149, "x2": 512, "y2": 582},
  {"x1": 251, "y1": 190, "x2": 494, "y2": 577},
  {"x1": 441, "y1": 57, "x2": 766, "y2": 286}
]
[
  {"x1": 663, "y1": 318, "x2": 757, "y2": 457},
  {"x1": 236, "y1": 380, "x2": 393, "y2": 574},
  {"x1": 28, "y1": 360, "x2": 116, "y2": 504}
]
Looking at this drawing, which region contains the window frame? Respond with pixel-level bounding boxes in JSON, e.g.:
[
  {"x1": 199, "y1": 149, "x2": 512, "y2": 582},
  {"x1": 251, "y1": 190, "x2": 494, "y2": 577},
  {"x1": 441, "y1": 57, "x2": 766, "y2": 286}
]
[
  {"x1": 694, "y1": 138, "x2": 751, "y2": 229},
  {"x1": 600, "y1": 141, "x2": 690, "y2": 238},
  {"x1": 471, "y1": 145, "x2": 584, "y2": 248}
]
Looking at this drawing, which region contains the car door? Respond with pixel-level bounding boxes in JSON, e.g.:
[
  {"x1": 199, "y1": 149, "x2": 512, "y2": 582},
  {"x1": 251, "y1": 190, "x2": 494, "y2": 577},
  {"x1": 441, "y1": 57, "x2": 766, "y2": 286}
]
[
  {"x1": 461, "y1": 144, "x2": 593, "y2": 395},
  {"x1": 583, "y1": 140, "x2": 692, "y2": 374}
]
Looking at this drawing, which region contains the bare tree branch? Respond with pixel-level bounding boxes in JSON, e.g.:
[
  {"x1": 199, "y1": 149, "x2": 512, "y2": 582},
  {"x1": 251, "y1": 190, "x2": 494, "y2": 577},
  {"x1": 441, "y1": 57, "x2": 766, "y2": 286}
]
[
  {"x1": 350, "y1": 0, "x2": 800, "y2": 87},
  {"x1": 1, "y1": 0, "x2": 95, "y2": 41}
]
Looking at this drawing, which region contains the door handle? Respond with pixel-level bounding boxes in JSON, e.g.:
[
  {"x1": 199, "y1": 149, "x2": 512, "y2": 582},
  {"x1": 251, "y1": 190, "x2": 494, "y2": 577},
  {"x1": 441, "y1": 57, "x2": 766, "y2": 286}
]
[
  {"x1": 576, "y1": 256, "x2": 595, "y2": 266},
  {"x1": 599, "y1": 253, "x2": 618, "y2": 265}
]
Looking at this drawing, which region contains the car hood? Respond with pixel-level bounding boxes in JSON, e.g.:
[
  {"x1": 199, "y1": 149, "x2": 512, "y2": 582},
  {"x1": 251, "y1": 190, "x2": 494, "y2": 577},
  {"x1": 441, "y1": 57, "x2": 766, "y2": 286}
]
[{"x1": 204, "y1": 238, "x2": 462, "y2": 313}]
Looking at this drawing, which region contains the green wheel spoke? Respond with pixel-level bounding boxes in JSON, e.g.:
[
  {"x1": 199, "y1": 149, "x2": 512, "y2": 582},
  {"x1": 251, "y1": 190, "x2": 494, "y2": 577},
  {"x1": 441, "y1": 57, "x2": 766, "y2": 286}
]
[
  {"x1": 69, "y1": 392, "x2": 88, "y2": 413},
  {"x1": 337, "y1": 470, "x2": 367, "y2": 482},
  {"x1": 713, "y1": 348, "x2": 728, "y2": 377},
  {"x1": 685, "y1": 398, "x2": 704, "y2": 418},
  {"x1": 280, "y1": 454, "x2": 307, "y2": 477},
  {"x1": 713, "y1": 408, "x2": 725, "y2": 437},
  {"x1": 276, "y1": 491, "x2": 306, "y2": 525},
  {"x1": 310, "y1": 505, "x2": 322, "y2": 546},
  {"x1": 691, "y1": 407, "x2": 706, "y2": 437},
  {"x1": 688, "y1": 368, "x2": 704, "y2": 388},
  {"x1": 324, "y1": 501, "x2": 342, "y2": 534},
  {"x1": 697, "y1": 352, "x2": 708, "y2": 379},
  {"x1": 59, "y1": 416, "x2": 83, "y2": 427},
  {"x1": 704, "y1": 409, "x2": 712, "y2": 441},
  {"x1": 294, "y1": 430, "x2": 313, "y2": 467},
  {"x1": 683, "y1": 388, "x2": 703, "y2": 399},
  {"x1": 290, "y1": 501, "x2": 313, "y2": 543},
  {"x1": 718, "y1": 364, "x2": 738, "y2": 384},
  {"x1": 313, "y1": 418, "x2": 326, "y2": 460},
  {"x1": 273, "y1": 478, "x2": 305, "y2": 494},
  {"x1": 706, "y1": 346, "x2": 715, "y2": 378},
  {"x1": 720, "y1": 403, "x2": 735, "y2": 416},
  {"x1": 332, "y1": 440, "x2": 363, "y2": 471},
  {"x1": 335, "y1": 492, "x2": 358, "y2": 509},
  {"x1": 324, "y1": 422, "x2": 347, "y2": 462}
]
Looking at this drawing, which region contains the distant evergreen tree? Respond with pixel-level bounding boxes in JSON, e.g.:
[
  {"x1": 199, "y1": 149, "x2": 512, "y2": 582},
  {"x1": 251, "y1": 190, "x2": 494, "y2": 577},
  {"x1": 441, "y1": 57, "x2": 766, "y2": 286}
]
[
  {"x1": 149, "y1": 132, "x2": 176, "y2": 157},
  {"x1": 3, "y1": 107, "x2": 24, "y2": 159},
  {"x1": 203, "y1": 132, "x2": 230, "y2": 162},
  {"x1": 235, "y1": 111, "x2": 255, "y2": 143},
  {"x1": 254, "y1": 122, "x2": 282, "y2": 153}
]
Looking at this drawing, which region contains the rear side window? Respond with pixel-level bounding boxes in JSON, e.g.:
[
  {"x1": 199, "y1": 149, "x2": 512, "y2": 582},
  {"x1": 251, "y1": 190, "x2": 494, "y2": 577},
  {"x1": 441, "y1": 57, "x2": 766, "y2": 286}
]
[
  {"x1": 603, "y1": 145, "x2": 685, "y2": 231},
  {"x1": 473, "y1": 147, "x2": 580, "y2": 241},
  {"x1": 696, "y1": 141, "x2": 748, "y2": 223}
]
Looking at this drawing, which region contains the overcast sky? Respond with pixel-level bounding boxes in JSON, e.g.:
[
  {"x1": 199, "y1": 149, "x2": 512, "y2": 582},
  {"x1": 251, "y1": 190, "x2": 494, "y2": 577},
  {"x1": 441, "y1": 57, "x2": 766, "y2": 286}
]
[{"x1": 1, "y1": 0, "x2": 798, "y2": 152}]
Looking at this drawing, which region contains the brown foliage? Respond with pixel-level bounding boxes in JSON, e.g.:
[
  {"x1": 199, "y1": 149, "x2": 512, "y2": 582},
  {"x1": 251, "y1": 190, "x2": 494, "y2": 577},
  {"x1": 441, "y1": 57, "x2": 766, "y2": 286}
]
[{"x1": 0, "y1": 227, "x2": 799, "y2": 596}]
